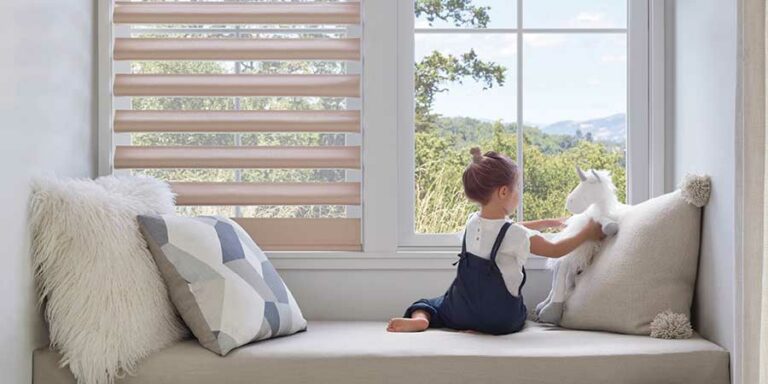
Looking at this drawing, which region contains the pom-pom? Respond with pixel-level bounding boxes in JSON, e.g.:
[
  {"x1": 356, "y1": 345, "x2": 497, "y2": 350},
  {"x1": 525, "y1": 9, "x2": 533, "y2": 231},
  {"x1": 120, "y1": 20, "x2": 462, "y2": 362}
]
[
  {"x1": 650, "y1": 310, "x2": 693, "y2": 339},
  {"x1": 679, "y1": 173, "x2": 711, "y2": 207},
  {"x1": 469, "y1": 147, "x2": 483, "y2": 163}
]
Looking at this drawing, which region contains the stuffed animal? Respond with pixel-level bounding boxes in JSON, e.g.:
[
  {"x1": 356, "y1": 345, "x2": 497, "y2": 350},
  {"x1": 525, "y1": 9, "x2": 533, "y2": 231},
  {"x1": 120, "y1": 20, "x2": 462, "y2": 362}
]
[{"x1": 535, "y1": 167, "x2": 626, "y2": 325}]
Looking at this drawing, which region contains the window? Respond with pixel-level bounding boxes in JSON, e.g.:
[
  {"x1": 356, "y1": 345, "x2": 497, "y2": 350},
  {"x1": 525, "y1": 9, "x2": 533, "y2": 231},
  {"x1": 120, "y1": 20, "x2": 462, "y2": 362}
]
[
  {"x1": 398, "y1": 0, "x2": 653, "y2": 246},
  {"x1": 104, "y1": 1, "x2": 362, "y2": 251},
  {"x1": 99, "y1": 0, "x2": 661, "y2": 264}
]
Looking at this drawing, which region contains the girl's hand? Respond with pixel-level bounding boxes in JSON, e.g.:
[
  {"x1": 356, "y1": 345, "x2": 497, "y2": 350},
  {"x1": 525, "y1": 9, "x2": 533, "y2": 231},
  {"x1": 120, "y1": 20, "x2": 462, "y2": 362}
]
[
  {"x1": 531, "y1": 219, "x2": 606, "y2": 259},
  {"x1": 583, "y1": 219, "x2": 606, "y2": 241},
  {"x1": 548, "y1": 217, "x2": 568, "y2": 230}
]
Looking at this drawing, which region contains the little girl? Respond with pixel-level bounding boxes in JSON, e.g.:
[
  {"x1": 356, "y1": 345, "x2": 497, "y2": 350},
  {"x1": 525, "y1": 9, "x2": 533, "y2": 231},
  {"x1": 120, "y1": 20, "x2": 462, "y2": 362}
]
[{"x1": 387, "y1": 147, "x2": 605, "y2": 335}]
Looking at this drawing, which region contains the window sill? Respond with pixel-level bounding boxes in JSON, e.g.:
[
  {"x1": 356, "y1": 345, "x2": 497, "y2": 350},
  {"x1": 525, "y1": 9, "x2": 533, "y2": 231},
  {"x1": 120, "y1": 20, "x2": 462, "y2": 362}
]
[{"x1": 267, "y1": 250, "x2": 549, "y2": 270}]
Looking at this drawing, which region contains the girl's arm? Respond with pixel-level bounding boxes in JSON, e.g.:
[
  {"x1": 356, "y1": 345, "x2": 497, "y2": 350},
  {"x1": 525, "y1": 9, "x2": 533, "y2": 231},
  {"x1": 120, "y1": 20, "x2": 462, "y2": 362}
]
[
  {"x1": 530, "y1": 219, "x2": 605, "y2": 258},
  {"x1": 520, "y1": 217, "x2": 567, "y2": 231}
]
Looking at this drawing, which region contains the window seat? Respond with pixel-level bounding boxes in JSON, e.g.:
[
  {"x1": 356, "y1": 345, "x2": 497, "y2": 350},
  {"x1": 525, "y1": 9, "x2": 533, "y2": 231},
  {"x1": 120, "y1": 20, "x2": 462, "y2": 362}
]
[{"x1": 33, "y1": 321, "x2": 729, "y2": 384}]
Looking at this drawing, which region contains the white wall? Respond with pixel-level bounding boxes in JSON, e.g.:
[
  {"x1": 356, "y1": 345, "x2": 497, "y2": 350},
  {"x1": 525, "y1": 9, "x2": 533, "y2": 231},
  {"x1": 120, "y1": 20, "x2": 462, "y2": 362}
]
[
  {"x1": 666, "y1": 0, "x2": 738, "y2": 374},
  {"x1": 0, "y1": 1, "x2": 96, "y2": 383},
  {"x1": 281, "y1": 269, "x2": 552, "y2": 321}
]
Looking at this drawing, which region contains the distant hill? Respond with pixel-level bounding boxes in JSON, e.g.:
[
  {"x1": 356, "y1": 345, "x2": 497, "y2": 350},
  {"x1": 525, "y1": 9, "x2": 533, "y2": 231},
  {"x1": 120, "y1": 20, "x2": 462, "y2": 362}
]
[
  {"x1": 432, "y1": 116, "x2": 580, "y2": 155},
  {"x1": 431, "y1": 113, "x2": 627, "y2": 155},
  {"x1": 541, "y1": 113, "x2": 626, "y2": 143}
]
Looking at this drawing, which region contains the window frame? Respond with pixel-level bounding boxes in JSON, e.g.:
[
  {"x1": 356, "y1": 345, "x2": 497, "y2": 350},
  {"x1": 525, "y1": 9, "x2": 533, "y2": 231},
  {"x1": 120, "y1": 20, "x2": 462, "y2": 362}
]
[{"x1": 396, "y1": 0, "x2": 663, "y2": 247}]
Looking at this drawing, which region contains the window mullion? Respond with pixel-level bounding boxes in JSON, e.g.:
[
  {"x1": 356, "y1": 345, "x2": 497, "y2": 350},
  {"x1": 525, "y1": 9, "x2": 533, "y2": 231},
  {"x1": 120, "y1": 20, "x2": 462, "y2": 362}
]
[
  {"x1": 516, "y1": 0, "x2": 524, "y2": 221},
  {"x1": 234, "y1": 25, "x2": 242, "y2": 218}
]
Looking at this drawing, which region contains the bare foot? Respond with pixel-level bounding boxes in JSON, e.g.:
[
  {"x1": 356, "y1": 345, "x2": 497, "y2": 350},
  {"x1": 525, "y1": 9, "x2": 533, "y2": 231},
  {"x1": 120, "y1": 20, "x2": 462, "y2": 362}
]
[{"x1": 387, "y1": 317, "x2": 429, "y2": 332}]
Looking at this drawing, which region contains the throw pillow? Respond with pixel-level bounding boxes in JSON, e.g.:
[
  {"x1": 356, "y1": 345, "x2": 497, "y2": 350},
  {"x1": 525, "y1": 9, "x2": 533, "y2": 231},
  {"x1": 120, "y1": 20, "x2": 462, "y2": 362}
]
[
  {"x1": 138, "y1": 214, "x2": 307, "y2": 356},
  {"x1": 560, "y1": 181, "x2": 707, "y2": 335}
]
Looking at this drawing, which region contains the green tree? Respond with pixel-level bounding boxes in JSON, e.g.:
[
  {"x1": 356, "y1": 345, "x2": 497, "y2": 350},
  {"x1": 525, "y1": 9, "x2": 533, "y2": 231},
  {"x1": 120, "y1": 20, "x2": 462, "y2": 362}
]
[
  {"x1": 416, "y1": 0, "x2": 491, "y2": 27},
  {"x1": 414, "y1": 125, "x2": 626, "y2": 233},
  {"x1": 130, "y1": 57, "x2": 347, "y2": 219},
  {"x1": 416, "y1": 51, "x2": 506, "y2": 132},
  {"x1": 414, "y1": 1, "x2": 506, "y2": 132}
]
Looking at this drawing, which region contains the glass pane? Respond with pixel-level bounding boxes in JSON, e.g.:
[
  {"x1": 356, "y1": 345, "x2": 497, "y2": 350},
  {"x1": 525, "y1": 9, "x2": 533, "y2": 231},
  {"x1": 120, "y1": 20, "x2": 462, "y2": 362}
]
[
  {"x1": 176, "y1": 206, "x2": 237, "y2": 217},
  {"x1": 414, "y1": 33, "x2": 517, "y2": 233},
  {"x1": 132, "y1": 168, "x2": 237, "y2": 183},
  {"x1": 239, "y1": 205, "x2": 346, "y2": 218},
  {"x1": 174, "y1": 206, "x2": 346, "y2": 219},
  {"x1": 522, "y1": 33, "x2": 627, "y2": 221},
  {"x1": 131, "y1": 60, "x2": 346, "y2": 75},
  {"x1": 415, "y1": 0, "x2": 516, "y2": 29},
  {"x1": 523, "y1": 0, "x2": 626, "y2": 29},
  {"x1": 133, "y1": 28, "x2": 346, "y2": 39}
]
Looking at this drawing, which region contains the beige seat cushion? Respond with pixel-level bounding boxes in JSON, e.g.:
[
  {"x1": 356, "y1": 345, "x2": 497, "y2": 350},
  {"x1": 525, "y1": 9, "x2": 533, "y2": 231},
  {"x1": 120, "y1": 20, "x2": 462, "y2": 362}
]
[
  {"x1": 561, "y1": 190, "x2": 702, "y2": 334},
  {"x1": 34, "y1": 321, "x2": 728, "y2": 384}
]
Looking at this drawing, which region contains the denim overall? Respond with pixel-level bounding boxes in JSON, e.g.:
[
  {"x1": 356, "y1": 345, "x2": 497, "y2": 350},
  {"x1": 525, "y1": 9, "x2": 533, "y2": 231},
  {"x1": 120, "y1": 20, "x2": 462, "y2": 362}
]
[{"x1": 404, "y1": 222, "x2": 528, "y2": 335}]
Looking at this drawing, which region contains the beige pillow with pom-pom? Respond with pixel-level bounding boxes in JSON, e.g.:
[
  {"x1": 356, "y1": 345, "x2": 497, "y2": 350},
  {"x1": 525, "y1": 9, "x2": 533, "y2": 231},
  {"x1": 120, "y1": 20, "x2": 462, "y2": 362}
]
[{"x1": 560, "y1": 175, "x2": 709, "y2": 335}]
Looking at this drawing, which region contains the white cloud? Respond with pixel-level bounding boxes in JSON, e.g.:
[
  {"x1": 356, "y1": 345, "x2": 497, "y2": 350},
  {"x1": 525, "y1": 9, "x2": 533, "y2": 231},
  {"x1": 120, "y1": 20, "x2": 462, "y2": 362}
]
[
  {"x1": 497, "y1": 47, "x2": 517, "y2": 58},
  {"x1": 576, "y1": 12, "x2": 604, "y2": 23},
  {"x1": 415, "y1": 19, "x2": 432, "y2": 29},
  {"x1": 486, "y1": 35, "x2": 517, "y2": 58},
  {"x1": 572, "y1": 11, "x2": 612, "y2": 28},
  {"x1": 600, "y1": 54, "x2": 626, "y2": 63},
  {"x1": 524, "y1": 35, "x2": 565, "y2": 48},
  {"x1": 416, "y1": 34, "x2": 517, "y2": 60}
]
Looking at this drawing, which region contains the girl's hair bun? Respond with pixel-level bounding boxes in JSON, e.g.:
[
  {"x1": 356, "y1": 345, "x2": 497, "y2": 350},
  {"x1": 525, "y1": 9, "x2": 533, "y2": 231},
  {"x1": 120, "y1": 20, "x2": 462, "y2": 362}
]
[
  {"x1": 470, "y1": 147, "x2": 483, "y2": 163},
  {"x1": 462, "y1": 147, "x2": 518, "y2": 205}
]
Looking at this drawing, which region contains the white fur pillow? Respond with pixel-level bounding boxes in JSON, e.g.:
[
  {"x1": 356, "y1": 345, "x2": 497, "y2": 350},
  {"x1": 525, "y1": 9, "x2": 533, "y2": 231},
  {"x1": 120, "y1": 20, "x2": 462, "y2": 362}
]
[{"x1": 30, "y1": 175, "x2": 187, "y2": 384}]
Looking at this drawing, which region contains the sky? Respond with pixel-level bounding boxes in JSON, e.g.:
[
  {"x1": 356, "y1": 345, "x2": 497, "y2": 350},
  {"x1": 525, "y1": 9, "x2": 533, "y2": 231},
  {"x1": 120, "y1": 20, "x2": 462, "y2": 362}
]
[{"x1": 415, "y1": 0, "x2": 627, "y2": 127}]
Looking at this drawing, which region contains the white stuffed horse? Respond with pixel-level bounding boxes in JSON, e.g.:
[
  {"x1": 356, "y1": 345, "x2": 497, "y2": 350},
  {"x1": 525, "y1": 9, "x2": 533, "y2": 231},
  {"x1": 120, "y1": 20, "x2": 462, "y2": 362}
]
[{"x1": 535, "y1": 167, "x2": 626, "y2": 325}]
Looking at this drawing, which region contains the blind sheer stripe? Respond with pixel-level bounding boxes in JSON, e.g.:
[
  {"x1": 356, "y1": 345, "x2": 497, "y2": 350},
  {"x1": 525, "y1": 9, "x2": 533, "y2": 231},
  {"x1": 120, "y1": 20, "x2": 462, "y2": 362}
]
[
  {"x1": 233, "y1": 218, "x2": 361, "y2": 252},
  {"x1": 113, "y1": 110, "x2": 361, "y2": 133},
  {"x1": 114, "y1": 145, "x2": 361, "y2": 169},
  {"x1": 114, "y1": 38, "x2": 361, "y2": 61},
  {"x1": 114, "y1": 74, "x2": 360, "y2": 97},
  {"x1": 113, "y1": 1, "x2": 361, "y2": 25},
  {"x1": 171, "y1": 182, "x2": 361, "y2": 206}
]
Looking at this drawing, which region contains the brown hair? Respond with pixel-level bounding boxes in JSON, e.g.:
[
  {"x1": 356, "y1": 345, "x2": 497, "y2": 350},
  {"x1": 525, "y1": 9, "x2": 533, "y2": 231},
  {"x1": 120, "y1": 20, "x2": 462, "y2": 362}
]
[{"x1": 462, "y1": 147, "x2": 519, "y2": 205}]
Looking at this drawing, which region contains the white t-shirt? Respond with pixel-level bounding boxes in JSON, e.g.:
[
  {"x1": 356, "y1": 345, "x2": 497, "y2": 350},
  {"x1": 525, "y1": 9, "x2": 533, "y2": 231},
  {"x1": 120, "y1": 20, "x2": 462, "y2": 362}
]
[{"x1": 461, "y1": 213, "x2": 540, "y2": 297}]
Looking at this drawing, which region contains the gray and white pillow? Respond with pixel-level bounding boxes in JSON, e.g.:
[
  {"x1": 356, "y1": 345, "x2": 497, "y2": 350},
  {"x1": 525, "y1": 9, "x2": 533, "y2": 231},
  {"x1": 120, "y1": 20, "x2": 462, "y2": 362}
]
[{"x1": 138, "y1": 215, "x2": 307, "y2": 355}]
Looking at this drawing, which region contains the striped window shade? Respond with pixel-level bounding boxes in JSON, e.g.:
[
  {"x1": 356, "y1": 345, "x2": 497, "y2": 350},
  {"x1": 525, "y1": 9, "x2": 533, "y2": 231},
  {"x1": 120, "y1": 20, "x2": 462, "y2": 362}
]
[{"x1": 110, "y1": 1, "x2": 362, "y2": 251}]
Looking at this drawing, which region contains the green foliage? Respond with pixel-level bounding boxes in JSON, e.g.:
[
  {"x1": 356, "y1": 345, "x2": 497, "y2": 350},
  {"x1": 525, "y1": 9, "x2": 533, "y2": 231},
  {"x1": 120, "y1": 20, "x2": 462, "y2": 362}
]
[
  {"x1": 130, "y1": 60, "x2": 347, "y2": 218},
  {"x1": 415, "y1": 121, "x2": 626, "y2": 234},
  {"x1": 415, "y1": 0, "x2": 491, "y2": 27}
]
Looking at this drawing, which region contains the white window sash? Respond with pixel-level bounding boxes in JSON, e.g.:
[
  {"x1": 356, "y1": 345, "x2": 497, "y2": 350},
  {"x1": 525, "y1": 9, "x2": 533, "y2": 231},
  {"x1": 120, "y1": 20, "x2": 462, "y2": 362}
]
[{"x1": 396, "y1": 0, "x2": 660, "y2": 248}]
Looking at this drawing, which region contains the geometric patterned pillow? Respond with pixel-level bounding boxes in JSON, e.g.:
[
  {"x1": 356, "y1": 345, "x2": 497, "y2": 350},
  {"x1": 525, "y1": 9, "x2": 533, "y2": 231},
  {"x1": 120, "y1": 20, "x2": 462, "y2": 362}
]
[{"x1": 138, "y1": 215, "x2": 307, "y2": 355}]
